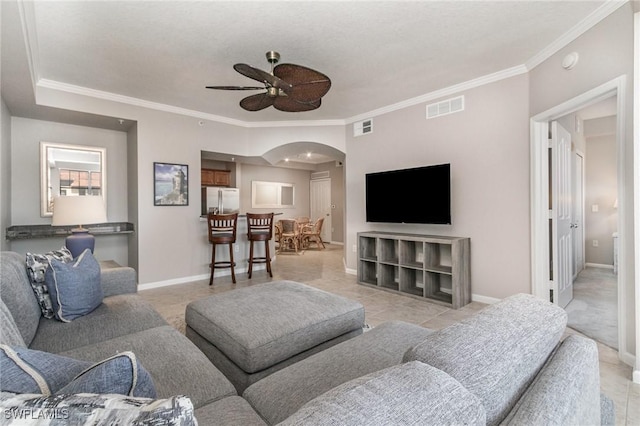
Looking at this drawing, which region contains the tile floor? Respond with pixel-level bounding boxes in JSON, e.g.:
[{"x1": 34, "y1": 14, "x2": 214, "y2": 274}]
[{"x1": 139, "y1": 244, "x2": 640, "y2": 425}]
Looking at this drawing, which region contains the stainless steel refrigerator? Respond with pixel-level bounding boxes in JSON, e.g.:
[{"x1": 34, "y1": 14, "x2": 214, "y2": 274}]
[{"x1": 205, "y1": 187, "x2": 240, "y2": 214}]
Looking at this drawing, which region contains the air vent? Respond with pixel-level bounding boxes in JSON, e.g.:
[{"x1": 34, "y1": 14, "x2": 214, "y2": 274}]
[
  {"x1": 426, "y1": 95, "x2": 465, "y2": 119},
  {"x1": 353, "y1": 118, "x2": 373, "y2": 137},
  {"x1": 311, "y1": 171, "x2": 330, "y2": 180}
]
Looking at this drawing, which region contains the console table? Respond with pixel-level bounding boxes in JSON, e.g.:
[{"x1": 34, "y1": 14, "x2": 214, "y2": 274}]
[
  {"x1": 357, "y1": 232, "x2": 471, "y2": 309},
  {"x1": 5, "y1": 222, "x2": 135, "y2": 240}
]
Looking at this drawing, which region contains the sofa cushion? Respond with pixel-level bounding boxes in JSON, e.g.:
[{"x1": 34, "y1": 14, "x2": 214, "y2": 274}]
[
  {"x1": 403, "y1": 293, "x2": 567, "y2": 426},
  {"x1": 243, "y1": 321, "x2": 433, "y2": 424},
  {"x1": 29, "y1": 294, "x2": 167, "y2": 354},
  {"x1": 1, "y1": 345, "x2": 155, "y2": 398},
  {"x1": 0, "y1": 252, "x2": 43, "y2": 346},
  {"x1": 61, "y1": 325, "x2": 237, "y2": 409},
  {"x1": 279, "y1": 361, "x2": 486, "y2": 426},
  {"x1": 45, "y1": 249, "x2": 103, "y2": 322},
  {"x1": 0, "y1": 392, "x2": 197, "y2": 425},
  {"x1": 25, "y1": 247, "x2": 73, "y2": 318},
  {"x1": 195, "y1": 396, "x2": 267, "y2": 426},
  {"x1": 0, "y1": 300, "x2": 25, "y2": 347},
  {"x1": 501, "y1": 335, "x2": 601, "y2": 426}
]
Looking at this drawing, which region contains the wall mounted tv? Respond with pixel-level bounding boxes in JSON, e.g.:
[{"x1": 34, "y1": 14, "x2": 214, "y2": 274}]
[{"x1": 365, "y1": 163, "x2": 451, "y2": 224}]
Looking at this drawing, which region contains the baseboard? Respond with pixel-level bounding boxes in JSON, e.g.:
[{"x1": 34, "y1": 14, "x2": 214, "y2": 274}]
[
  {"x1": 138, "y1": 264, "x2": 266, "y2": 291},
  {"x1": 584, "y1": 262, "x2": 614, "y2": 269},
  {"x1": 472, "y1": 294, "x2": 501, "y2": 305}
]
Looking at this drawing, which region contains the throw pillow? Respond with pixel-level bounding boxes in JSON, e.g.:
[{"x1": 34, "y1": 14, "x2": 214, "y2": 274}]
[
  {"x1": 0, "y1": 345, "x2": 90, "y2": 394},
  {"x1": 25, "y1": 247, "x2": 73, "y2": 318},
  {"x1": 0, "y1": 393, "x2": 196, "y2": 425},
  {"x1": 58, "y1": 352, "x2": 157, "y2": 398},
  {"x1": 0, "y1": 345, "x2": 156, "y2": 398},
  {"x1": 45, "y1": 249, "x2": 103, "y2": 322}
]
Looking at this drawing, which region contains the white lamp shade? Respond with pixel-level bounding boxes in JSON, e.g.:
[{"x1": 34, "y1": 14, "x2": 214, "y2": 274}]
[{"x1": 52, "y1": 196, "x2": 107, "y2": 227}]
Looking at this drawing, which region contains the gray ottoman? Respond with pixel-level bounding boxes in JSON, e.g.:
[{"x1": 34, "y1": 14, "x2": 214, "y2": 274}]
[{"x1": 185, "y1": 280, "x2": 365, "y2": 393}]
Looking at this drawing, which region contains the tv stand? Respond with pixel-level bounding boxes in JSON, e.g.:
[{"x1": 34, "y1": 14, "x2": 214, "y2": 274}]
[{"x1": 357, "y1": 231, "x2": 470, "y2": 309}]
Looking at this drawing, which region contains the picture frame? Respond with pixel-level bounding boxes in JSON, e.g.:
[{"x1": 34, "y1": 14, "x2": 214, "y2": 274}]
[{"x1": 154, "y1": 162, "x2": 188, "y2": 206}]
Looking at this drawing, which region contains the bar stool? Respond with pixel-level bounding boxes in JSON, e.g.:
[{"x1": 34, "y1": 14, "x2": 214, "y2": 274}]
[
  {"x1": 207, "y1": 212, "x2": 238, "y2": 285},
  {"x1": 246, "y1": 212, "x2": 274, "y2": 279}
]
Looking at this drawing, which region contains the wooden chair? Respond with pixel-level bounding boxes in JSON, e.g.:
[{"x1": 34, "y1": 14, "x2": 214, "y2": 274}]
[
  {"x1": 301, "y1": 217, "x2": 326, "y2": 249},
  {"x1": 207, "y1": 212, "x2": 238, "y2": 285},
  {"x1": 246, "y1": 213, "x2": 274, "y2": 279},
  {"x1": 278, "y1": 219, "x2": 300, "y2": 253}
]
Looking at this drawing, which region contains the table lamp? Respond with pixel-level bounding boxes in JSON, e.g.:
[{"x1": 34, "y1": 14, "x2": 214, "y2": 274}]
[{"x1": 52, "y1": 196, "x2": 107, "y2": 258}]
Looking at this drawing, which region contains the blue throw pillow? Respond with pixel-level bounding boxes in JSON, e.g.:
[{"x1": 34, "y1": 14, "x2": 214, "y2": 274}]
[
  {"x1": 58, "y1": 352, "x2": 157, "y2": 398},
  {"x1": 0, "y1": 345, "x2": 156, "y2": 398},
  {"x1": 45, "y1": 248, "x2": 103, "y2": 322},
  {"x1": 0, "y1": 345, "x2": 90, "y2": 394}
]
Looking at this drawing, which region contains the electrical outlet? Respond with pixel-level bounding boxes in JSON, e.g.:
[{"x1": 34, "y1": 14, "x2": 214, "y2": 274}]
[
  {"x1": 593, "y1": 240, "x2": 599, "y2": 247},
  {"x1": 592, "y1": 204, "x2": 599, "y2": 213},
  {"x1": 235, "y1": 245, "x2": 239, "y2": 252},
  {"x1": 352, "y1": 244, "x2": 357, "y2": 253}
]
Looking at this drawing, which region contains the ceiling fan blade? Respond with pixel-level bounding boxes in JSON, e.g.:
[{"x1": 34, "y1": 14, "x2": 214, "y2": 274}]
[
  {"x1": 273, "y1": 97, "x2": 320, "y2": 112},
  {"x1": 239, "y1": 93, "x2": 275, "y2": 111},
  {"x1": 274, "y1": 64, "x2": 331, "y2": 102},
  {"x1": 205, "y1": 85, "x2": 265, "y2": 90},
  {"x1": 234, "y1": 64, "x2": 293, "y2": 94}
]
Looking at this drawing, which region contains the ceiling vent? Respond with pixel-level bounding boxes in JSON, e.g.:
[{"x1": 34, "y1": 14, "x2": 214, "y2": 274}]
[
  {"x1": 426, "y1": 95, "x2": 465, "y2": 119},
  {"x1": 353, "y1": 118, "x2": 373, "y2": 137},
  {"x1": 311, "y1": 171, "x2": 330, "y2": 180}
]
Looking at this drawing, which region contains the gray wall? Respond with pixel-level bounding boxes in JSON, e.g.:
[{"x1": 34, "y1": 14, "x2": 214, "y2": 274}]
[
  {"x1": 529, "y1": 4, "x2": 634, "y2": 355},
  {"x1": 1, "y1": 97, "x2": 11, "y2": 251},
  {"x1": 238, "y1": 163, "x2": 311, "y2": 219},
  {"x1": 345, "y1": 73, "x2": 531, "y2": 300},
  {"x1": 585, "y1": 132, "x2": 617, "y2": 266},
  {"x1": 9, "y1": 117, "x2": 130, "y2": 265}
]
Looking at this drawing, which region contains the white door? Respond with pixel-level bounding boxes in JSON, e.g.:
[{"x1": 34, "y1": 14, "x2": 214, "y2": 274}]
[
  {"x1": 572, "y1": 151, "x2": 585, "y2": 279},
  {"x1": 550, "y1": 121, "x2": 573, "y2": 308},
  {"x1": 310, "y1": 179, "x2": 332, "y2": 243}
]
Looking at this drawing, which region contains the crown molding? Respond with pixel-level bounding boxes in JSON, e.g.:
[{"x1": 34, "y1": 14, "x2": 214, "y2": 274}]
[
  {"x1": 525, "y1": 0, "x2": 628, "y2": 71},
  {"x1": 345, "y1": 65, "x2": 528, "y2": 125},
  {"x1": 17, "y1": 0, "x2": 40, "y2": 94},
  {"x1": 22, "y1": 0, "x2": 626, "y2": 130}
]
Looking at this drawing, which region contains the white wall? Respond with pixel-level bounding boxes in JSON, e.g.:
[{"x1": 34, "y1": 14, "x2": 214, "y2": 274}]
[{"x1": 345, "y1": 73, "x2": 531, "y2": 300}]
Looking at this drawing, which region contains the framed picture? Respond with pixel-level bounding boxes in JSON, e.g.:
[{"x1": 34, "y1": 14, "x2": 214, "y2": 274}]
[{"x1": 154, "y1": 162, "x2": 188, "y2": 206}]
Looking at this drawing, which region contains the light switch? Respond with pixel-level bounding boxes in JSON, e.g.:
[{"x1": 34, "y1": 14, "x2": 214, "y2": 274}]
[{"x1": 592, "y1": 204, "x2": 599, "y2": 213}]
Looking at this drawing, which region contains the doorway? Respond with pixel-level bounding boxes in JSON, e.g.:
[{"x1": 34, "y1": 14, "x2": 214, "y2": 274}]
[
  {"x1": 561, "y1": 99, "x2": 619, "y2": 349},
  {"x1": 310, "y1": 178, "x2": 332, "y2": 244},
  {"x1": 530, "y1": 76, "x2": 630, "y2": 363}
]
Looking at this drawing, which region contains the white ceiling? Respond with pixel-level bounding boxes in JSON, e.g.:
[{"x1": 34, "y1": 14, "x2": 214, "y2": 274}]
[{"x1": 1, "y1": 0, "x2": 616, "y2": 129}]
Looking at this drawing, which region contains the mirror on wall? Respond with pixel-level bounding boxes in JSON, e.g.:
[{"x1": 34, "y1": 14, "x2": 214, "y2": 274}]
[
  {"x1": 40, "y1": 142, "x2": 107, "y2": 217},
  {"x1": 251, "y1": 181, "x2": 295, "y2": 209}
]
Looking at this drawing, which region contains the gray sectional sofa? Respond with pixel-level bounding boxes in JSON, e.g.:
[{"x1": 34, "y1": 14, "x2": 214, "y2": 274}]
[{"x1": 0, "y1": 250, "x2": 613, "y2": 425}]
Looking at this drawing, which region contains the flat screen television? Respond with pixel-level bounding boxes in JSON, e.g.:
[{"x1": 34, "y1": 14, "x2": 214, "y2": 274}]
[{"x1": 365, "y1": 163, "x2": 451, "y2": 224}]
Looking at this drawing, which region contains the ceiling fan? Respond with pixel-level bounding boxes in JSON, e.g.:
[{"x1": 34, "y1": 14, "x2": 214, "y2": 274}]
[{"x1": 206, "y1": 51, "x2": 331, "y2": 112}]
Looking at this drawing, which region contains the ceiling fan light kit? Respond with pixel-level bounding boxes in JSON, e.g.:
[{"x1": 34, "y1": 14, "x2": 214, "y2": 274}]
[{"x1": 206, "y1": 51, "x2": 331, "y2": 112}]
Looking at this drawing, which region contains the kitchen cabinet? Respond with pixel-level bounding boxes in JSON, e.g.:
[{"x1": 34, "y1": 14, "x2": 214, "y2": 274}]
[{"x1": 201, "y1": 169, "x2": 230, "y2": 187}]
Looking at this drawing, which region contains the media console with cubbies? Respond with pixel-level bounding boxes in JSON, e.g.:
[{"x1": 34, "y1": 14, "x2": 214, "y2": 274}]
[{"x1": 358, "y1": 232, "x2": 470, "y2": 309}]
